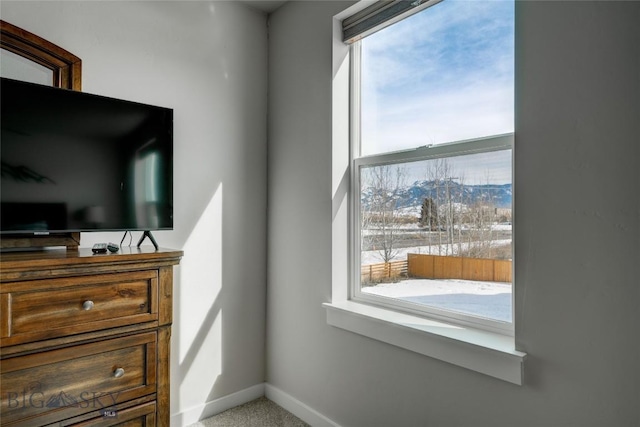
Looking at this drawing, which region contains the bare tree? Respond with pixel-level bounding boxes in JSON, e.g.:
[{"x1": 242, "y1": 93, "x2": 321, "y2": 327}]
[
  {"x1": 423, "y1": 158, "x2": 461, "y2": 256},
  {"x1": 465, "y1": 170, "x2": 500, "y2": 258},
  {"x1": 361, "y1": 164, "x2": 407, "y2": 263}
]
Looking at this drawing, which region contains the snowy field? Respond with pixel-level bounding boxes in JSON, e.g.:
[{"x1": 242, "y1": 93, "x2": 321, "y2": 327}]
[
  {"x1": 362, "y1": 278, "x2": 512, "y2": 322},
  {"x1": 362, "y1": 222, "x2": 512, "y2": 235},
  {"x1": 361, "y1": 239, "x2": 512, "y2": 265}
]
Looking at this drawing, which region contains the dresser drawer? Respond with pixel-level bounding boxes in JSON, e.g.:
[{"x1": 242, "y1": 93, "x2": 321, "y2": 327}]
[
  {"x1": 1, "y1": 271, "x2": 158, "y2": 347},
  {"x1": 0, "y1": 332, "x2": 157, "y2": 426}
]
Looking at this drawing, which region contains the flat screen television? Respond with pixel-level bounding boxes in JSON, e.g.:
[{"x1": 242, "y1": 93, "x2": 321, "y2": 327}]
[{"x1": 1, "y1": 77, "x2": 173, "y2": 237}]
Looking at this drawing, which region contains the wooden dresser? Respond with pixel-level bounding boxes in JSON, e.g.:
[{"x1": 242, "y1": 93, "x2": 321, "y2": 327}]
[{"x1": 0, "y1": 247, "x2": 182, "y2": 426}]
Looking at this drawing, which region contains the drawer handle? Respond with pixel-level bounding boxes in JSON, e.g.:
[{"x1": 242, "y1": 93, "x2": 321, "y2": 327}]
[
  {"x1": 82, "y1": 300, "x2": 95, "y2": 311},
  {"x1": 113, "y1": 367, "x2": 125, "y2": 378}
]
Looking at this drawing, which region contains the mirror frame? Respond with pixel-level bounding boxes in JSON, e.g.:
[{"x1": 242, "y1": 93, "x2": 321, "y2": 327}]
[{"x1": 1, "y1": 20, "x2": 81, "y2": 90}]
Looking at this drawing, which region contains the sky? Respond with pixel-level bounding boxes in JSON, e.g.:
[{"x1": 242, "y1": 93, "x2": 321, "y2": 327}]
[
  {"x1": 359, "y1": 0, "x2": 514, "y2": 184},
  {"x1": 403, "y1": 149, "x2": 512, "y2": 185}
]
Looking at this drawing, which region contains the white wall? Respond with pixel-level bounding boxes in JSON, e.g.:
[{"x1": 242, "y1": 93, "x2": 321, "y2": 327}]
[
  {"x1": 3, "y1": 0, "x2": 639, "y2": 425},
  {"x1": 268, "y1": 1, "x2": 639, "y2": 426},
  {"x1": 1, "y1": 1, "x2": 268, "y2": 423}
]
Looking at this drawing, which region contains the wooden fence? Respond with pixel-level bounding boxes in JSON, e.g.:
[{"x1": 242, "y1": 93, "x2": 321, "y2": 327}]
[
  {"x1": 361, "y1": 260, "x2": 408, "y2": 283},
  {"x1": 407, "y1": 253, "x2": 512, "y2": 283}
]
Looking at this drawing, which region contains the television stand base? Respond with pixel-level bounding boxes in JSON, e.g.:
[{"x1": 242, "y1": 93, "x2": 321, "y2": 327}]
[{"x1": 137, "y1": 230, "x2": 159, "y2": 250}]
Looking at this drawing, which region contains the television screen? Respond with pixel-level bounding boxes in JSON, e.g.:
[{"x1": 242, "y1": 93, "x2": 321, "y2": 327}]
[{"x1": 1, "y1": 77, "x2": 173, "y2": 235}]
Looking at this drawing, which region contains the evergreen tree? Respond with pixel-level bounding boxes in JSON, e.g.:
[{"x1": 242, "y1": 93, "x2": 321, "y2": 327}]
[{"x1": 418, "y1": 197, "x2": 438, "y2": 231}]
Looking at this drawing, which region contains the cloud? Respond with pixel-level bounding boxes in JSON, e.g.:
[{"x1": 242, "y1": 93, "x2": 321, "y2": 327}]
[
  {"x1": 360, "y1": 0, "x2": 515, "y2": 156},
  {"x1": 362, "y1": 81, "x2": 514, "y2": 154}
]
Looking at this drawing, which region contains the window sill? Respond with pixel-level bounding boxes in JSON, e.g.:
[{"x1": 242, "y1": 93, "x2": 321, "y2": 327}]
[{"x1": 322, "y1": 301, "x2": 526, "y2": 385}]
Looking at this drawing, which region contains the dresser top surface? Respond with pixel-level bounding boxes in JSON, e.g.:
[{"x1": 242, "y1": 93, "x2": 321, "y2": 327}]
[{"x1": 0, "y1": 246, "x2": 183, "y2": 278}]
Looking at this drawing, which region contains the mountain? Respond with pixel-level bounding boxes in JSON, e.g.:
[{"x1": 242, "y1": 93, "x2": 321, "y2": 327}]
[{"x1": 362, "y1": 180, "x2": 512, "y2": 211}]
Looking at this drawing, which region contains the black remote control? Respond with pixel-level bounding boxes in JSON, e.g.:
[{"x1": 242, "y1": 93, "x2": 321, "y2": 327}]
[{"x1": 92, "y1": 243, "x2": 107, "y2": 254}]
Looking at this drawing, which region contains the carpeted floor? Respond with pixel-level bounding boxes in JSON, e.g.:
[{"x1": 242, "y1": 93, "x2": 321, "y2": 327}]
[{"x1": 188, "y1": 397, "x2": 309, "y2": 427}]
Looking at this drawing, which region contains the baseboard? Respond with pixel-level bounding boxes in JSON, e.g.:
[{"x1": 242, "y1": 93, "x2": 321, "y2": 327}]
[
  {"x1": 170, "y1": 383, "x2": 265, "y2": 427},
  {"x1": 265, "y1": 383, "x2": 341, "y2": 427},
  {"x1": 170, "y1": 382, "x2": 340, "y2": 427}
]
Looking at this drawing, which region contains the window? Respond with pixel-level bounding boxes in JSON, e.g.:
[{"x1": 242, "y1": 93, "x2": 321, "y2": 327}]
[{"x1": 350, "y1": 0, "x2": 515, "y2": 334}]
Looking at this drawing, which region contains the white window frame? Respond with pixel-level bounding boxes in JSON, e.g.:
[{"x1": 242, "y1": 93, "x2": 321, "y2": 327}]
[
  {"x1": 349, "y1": 37, "x2": 515, "y2": 336},
  {"x1": 324, "y1": 0, "x2": 526, "y2": 386},
  {"x1": 351, "y1": 141, "x2": 515, "y2": 335}
]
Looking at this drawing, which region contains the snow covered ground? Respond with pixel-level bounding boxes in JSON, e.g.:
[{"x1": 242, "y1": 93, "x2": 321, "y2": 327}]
[
  {"x1": 362, "y1": 278, "x2": 512, "y2": 322},
  {"x1": 362, "y1": 222, "x2": 511, "y2": 234},
  {"x1": 361, "y1": 239, "x2": 512, "y2": 264}
]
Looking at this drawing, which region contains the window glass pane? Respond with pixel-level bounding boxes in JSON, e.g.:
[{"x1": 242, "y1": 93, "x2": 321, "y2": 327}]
[
  {"x1": 359, "y1": 150, "x2": 512, "y2": 323},
  {"x1": 360, "y1": 0, "x2": 514, "y2": 156}
]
